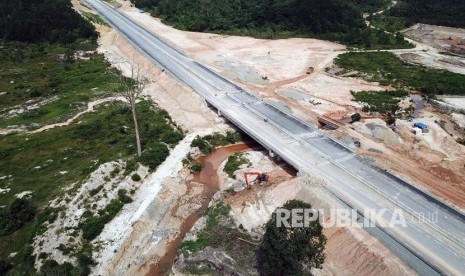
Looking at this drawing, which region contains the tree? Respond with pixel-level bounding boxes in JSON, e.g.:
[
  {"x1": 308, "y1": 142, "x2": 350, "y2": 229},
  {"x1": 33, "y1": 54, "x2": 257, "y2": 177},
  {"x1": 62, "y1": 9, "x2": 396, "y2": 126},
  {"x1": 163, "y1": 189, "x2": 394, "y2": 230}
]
[
  {"x1": 257, "y1": 200, "x2": 326, "y2": 276},
  {"x1": 0, "y1": 198, "x2": 36, "y2": 236},
  {"x1": 115, "y1": 60, "x2": 150, "y2": 157},
  {"x1": 351, "y1": 112, "x2": 362, "y2": 123}
]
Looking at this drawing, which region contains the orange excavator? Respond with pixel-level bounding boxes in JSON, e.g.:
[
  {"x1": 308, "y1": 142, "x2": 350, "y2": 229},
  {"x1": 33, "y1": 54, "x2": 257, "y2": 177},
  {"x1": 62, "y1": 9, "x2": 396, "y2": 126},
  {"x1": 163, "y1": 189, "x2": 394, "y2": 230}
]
[{"x1": 244, "y1": 172, "x2": 269, "y2": 189}]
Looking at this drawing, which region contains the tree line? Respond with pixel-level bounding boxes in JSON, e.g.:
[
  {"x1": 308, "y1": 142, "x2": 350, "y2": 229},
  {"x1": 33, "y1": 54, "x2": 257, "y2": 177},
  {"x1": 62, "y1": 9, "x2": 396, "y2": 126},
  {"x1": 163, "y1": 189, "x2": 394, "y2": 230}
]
[
  {"x1": 389, "y1": 0, "x2": 465, "y2": 28},
  {"x1": 130, "y1": 0, "x2": 410, "y2": 49},
  {"x1": 0, "y1": 0, "x2": 97, "y2": 43}
]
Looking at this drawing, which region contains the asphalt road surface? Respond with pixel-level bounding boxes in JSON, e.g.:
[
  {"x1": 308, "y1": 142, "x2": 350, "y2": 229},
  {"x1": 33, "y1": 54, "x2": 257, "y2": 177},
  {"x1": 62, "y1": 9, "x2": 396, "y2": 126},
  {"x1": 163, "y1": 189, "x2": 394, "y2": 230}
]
[{"x1": 85, "y1": 1, "x2": 465, "y2": 274}]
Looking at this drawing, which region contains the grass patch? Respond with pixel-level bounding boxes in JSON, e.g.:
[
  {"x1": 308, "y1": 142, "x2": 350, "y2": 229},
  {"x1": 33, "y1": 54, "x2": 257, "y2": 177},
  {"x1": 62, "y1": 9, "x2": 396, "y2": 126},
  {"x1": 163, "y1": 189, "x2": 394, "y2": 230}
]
[
  {"x1": 351, "y1": 90, "x2": 409, "y2": 114},
  {"x1": 223, "y1": 153, "x2": 248, "y2": 178},
  {"x1": 82, "y1": 12, "x2": 110, "y2": 27},
  {"x1": 179, "y1": 234, "x2": 210, "y2": 254},
  {"x1": 335, "y1": 52, "x2": 465, "y2": 95},
  {"x1": 0, "y1": 41, "x2": 121, "y2": 129},
  {"x1": 371, "y1": 14, "x2": 413, "y2": 33},
  {"x1": 184, "y1": 264, "x2": 213, "y2": 275},
  {"x1": 180, "y1": 202, "x2": 231, "y2": 253}
]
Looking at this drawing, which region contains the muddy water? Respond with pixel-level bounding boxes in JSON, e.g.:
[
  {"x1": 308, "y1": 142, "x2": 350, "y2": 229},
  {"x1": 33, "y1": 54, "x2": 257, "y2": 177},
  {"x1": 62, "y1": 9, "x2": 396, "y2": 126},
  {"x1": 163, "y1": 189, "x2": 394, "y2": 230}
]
[{"x1": 146, "y1": 142, "x2": 255, "y2": 276}]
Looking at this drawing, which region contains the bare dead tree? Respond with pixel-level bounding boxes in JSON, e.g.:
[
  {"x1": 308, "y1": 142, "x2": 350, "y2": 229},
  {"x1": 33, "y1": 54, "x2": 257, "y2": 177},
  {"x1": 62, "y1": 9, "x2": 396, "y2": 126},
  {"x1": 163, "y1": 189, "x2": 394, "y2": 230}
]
[{"x1": 115, "y1": 60, "x2": 149, "y2": 157}]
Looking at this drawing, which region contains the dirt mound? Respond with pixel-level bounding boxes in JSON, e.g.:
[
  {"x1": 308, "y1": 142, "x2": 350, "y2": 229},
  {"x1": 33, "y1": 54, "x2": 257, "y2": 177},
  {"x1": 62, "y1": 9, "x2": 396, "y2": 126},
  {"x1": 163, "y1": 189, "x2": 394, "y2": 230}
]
[{"x1": 353, "y1": 119, "x2": 402, "y2": 144}]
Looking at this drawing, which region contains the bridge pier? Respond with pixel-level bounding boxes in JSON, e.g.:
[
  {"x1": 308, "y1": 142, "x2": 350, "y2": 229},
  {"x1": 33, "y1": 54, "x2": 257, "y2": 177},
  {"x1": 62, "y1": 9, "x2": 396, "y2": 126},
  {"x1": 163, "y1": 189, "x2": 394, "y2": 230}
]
[
  {"x1": 268, "y1": 150, "x2": 275, "y2": 158},
  {"x1": 218, "y1": 110, "x2": 222, "y2": 117}
]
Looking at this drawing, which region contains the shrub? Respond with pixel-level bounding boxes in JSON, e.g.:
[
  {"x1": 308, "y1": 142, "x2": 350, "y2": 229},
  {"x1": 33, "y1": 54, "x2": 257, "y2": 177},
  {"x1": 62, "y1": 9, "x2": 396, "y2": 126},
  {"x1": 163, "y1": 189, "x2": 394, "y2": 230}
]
[
  {"x1": 77, "y1": 253, "x2": 95, "y2": 276},
  {"x1": 257, "y1": 200, "x2": 326, "y2": 275},
  {"x1": 351, "y1": 113, "x2": 361, "y2": 123},
  {"x1": 161, "y1": 130, "x2": 184, "y2": 146},
  {"x1": 223, "y1": 153, "x2": 248, "y2": 178},
  {"x1": 0, "y1": 198, "x2": 36, "y2": 236},
  {"x1": 225, "y1": 131, "x2": 242, "y2": 144},
  {"x1": 139, "y1": 143, "x2": 170, "y2": 170},
  {"x1": 81, "y1": 216, "x2": 106, "y2": 241},
  {"x1": 386, "y1": 113, "x2": 396, "y2": 125},
  {"x1": 0, "y1": 260, "x2": 12, "y2": 275},
  {"x1": 117, "y1": 189, "x2": 133, "y2": 204},
  {"x1": 124, "y1": 159, "x2": 139, "y2": 175},
  {"x1": 131, "y1": 173, "x2": 141, "y2": 181},
  {"x1": 89, "y1": 185, "x2": 103, "y2": 196},
  {"x1": 190, "y1": 161, "x2": 203, "y2": 173},
  {"x1": 191, "y1": 135, "x2": 213, "y2": 154},
  {"x1": 81, "y1": 199, "x2": 124, "y2": 240},
  {"x1": 40, "y1": 260, "x2": 74, "y2": 276}
]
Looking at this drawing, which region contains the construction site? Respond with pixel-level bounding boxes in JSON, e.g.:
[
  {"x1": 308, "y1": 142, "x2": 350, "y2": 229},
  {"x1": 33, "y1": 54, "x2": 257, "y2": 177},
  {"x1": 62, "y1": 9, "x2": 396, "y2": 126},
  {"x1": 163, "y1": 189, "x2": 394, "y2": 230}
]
[{"x1": 5, "y1": 0, "x2": 463, "y2": 275}]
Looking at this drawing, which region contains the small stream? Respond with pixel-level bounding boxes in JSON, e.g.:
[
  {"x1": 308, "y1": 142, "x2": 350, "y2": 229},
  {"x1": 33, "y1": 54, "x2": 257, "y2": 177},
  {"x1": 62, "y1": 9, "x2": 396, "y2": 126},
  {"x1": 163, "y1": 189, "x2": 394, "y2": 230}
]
[{"x1": 146, "y1": 142, "x2": 255, "y2": 275}]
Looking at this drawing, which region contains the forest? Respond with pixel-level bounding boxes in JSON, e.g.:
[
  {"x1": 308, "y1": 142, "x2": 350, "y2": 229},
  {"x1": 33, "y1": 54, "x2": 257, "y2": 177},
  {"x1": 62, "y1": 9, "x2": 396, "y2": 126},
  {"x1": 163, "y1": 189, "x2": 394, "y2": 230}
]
[
  {"x1": 389, "y1": 0, "x2": 465, "y2": 28},
  {"x1": 0, "y1": 0, "x2": 97, "y2": 43},
  {"x1": 130, "y1": 0, "x2": 411, "y2": 49}
]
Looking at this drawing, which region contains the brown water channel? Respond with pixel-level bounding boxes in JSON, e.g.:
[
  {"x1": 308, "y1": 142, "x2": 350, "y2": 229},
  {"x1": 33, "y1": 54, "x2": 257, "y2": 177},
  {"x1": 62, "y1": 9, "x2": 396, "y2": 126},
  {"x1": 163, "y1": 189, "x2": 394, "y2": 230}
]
[{"x1": 146, "y1": 142, "x2": 256, "y2": 275}]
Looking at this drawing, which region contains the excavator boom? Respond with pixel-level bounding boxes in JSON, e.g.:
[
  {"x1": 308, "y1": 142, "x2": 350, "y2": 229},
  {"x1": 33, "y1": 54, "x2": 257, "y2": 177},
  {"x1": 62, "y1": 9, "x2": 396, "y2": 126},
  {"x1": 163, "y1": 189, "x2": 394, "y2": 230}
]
[{"x1": 244, "y1": 172, "x2": 269, "y2": 189}]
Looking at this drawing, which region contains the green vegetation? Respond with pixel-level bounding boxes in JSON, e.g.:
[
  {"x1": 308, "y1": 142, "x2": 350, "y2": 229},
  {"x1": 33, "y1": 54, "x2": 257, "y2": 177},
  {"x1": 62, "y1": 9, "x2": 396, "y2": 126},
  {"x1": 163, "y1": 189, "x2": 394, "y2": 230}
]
[
  {"x1": 0, "y1": 41, "x2": 122, "y2": 129},
  {"x1": 223, "y1": 153, "x2": 248, "y2": 178},
  {"x1": 139, "y1": 143, "x2": 170, "y2": 171},
  {"x1": 40, "y1": 259, "x2": 75, "y2": 275},
  {"x1": 118, "y1": 189, "x2": 133, "y2": 204},
  {"x1": 0, "y1": 101, "x2": 183, "y2": 273},
  {"x1": 81, "y1": 195, "x2": 129, "y2": 241},
  {"x1": 0, "y1": 0, "x2": 184, "y2": 273},
  {"x1": 371, "y1": 14, "x2": 412, "y2": 33},
  {"x1": 189, "y1": 161, "x2": 203, "y2": 174},
  {"x1": 38, "y1": 251, "x2": 95, "y2": 276},
  {"x1": 0, "y1": 0, "x2": 97, "y2": 43},
  {"x1": 257, "y1": 200, "x2": 326, "y2": 275},
  {"x1": 180, "y1": 202, "x2": 232, "y2": 253},
  {"x1": 0, "y1": 199, "x2": 36, "y2": 236},
  {"x1": 82, "y1": 12, "x2": 110, "y2": 27},
  {"x1": 389, "y1": 0, "x2": 465, "y2": 28},
  {"x1": 184, "y1": 264, "x2": 213, "y2": 275},
  {"x1": 335, "y1": 52, "x2": 465, "y2": 95},
  {"x1": 131, "y1": 0, "x2": 411, "y2": 49},
  {"x1": 351, "y1": 113, "x2": 362, "y2": 123},
  {"x1": 182, "y1": 154, "x2": 200, "y2": 173},
  {"x1": 185, "y1": 131, "x2": 244, "y2": 173},
  {"x1": 131, "y1": 173, "x2": 142, "y2": 182},
  {"x1": 190, "y1": 131, "x2": 243, "y2": 154},
  {"x1": 179, "y1": 234, "x2": 210, "y2": 254},
  {"x1": 369, "y1": 0, "x2": 465, "y2": 34},
  {"x1": 351, "y1": 90, "x2": 409, "y2": 114},
  {"x1": 179, "y1": 202, "x2": 258, "y2": 273}
]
